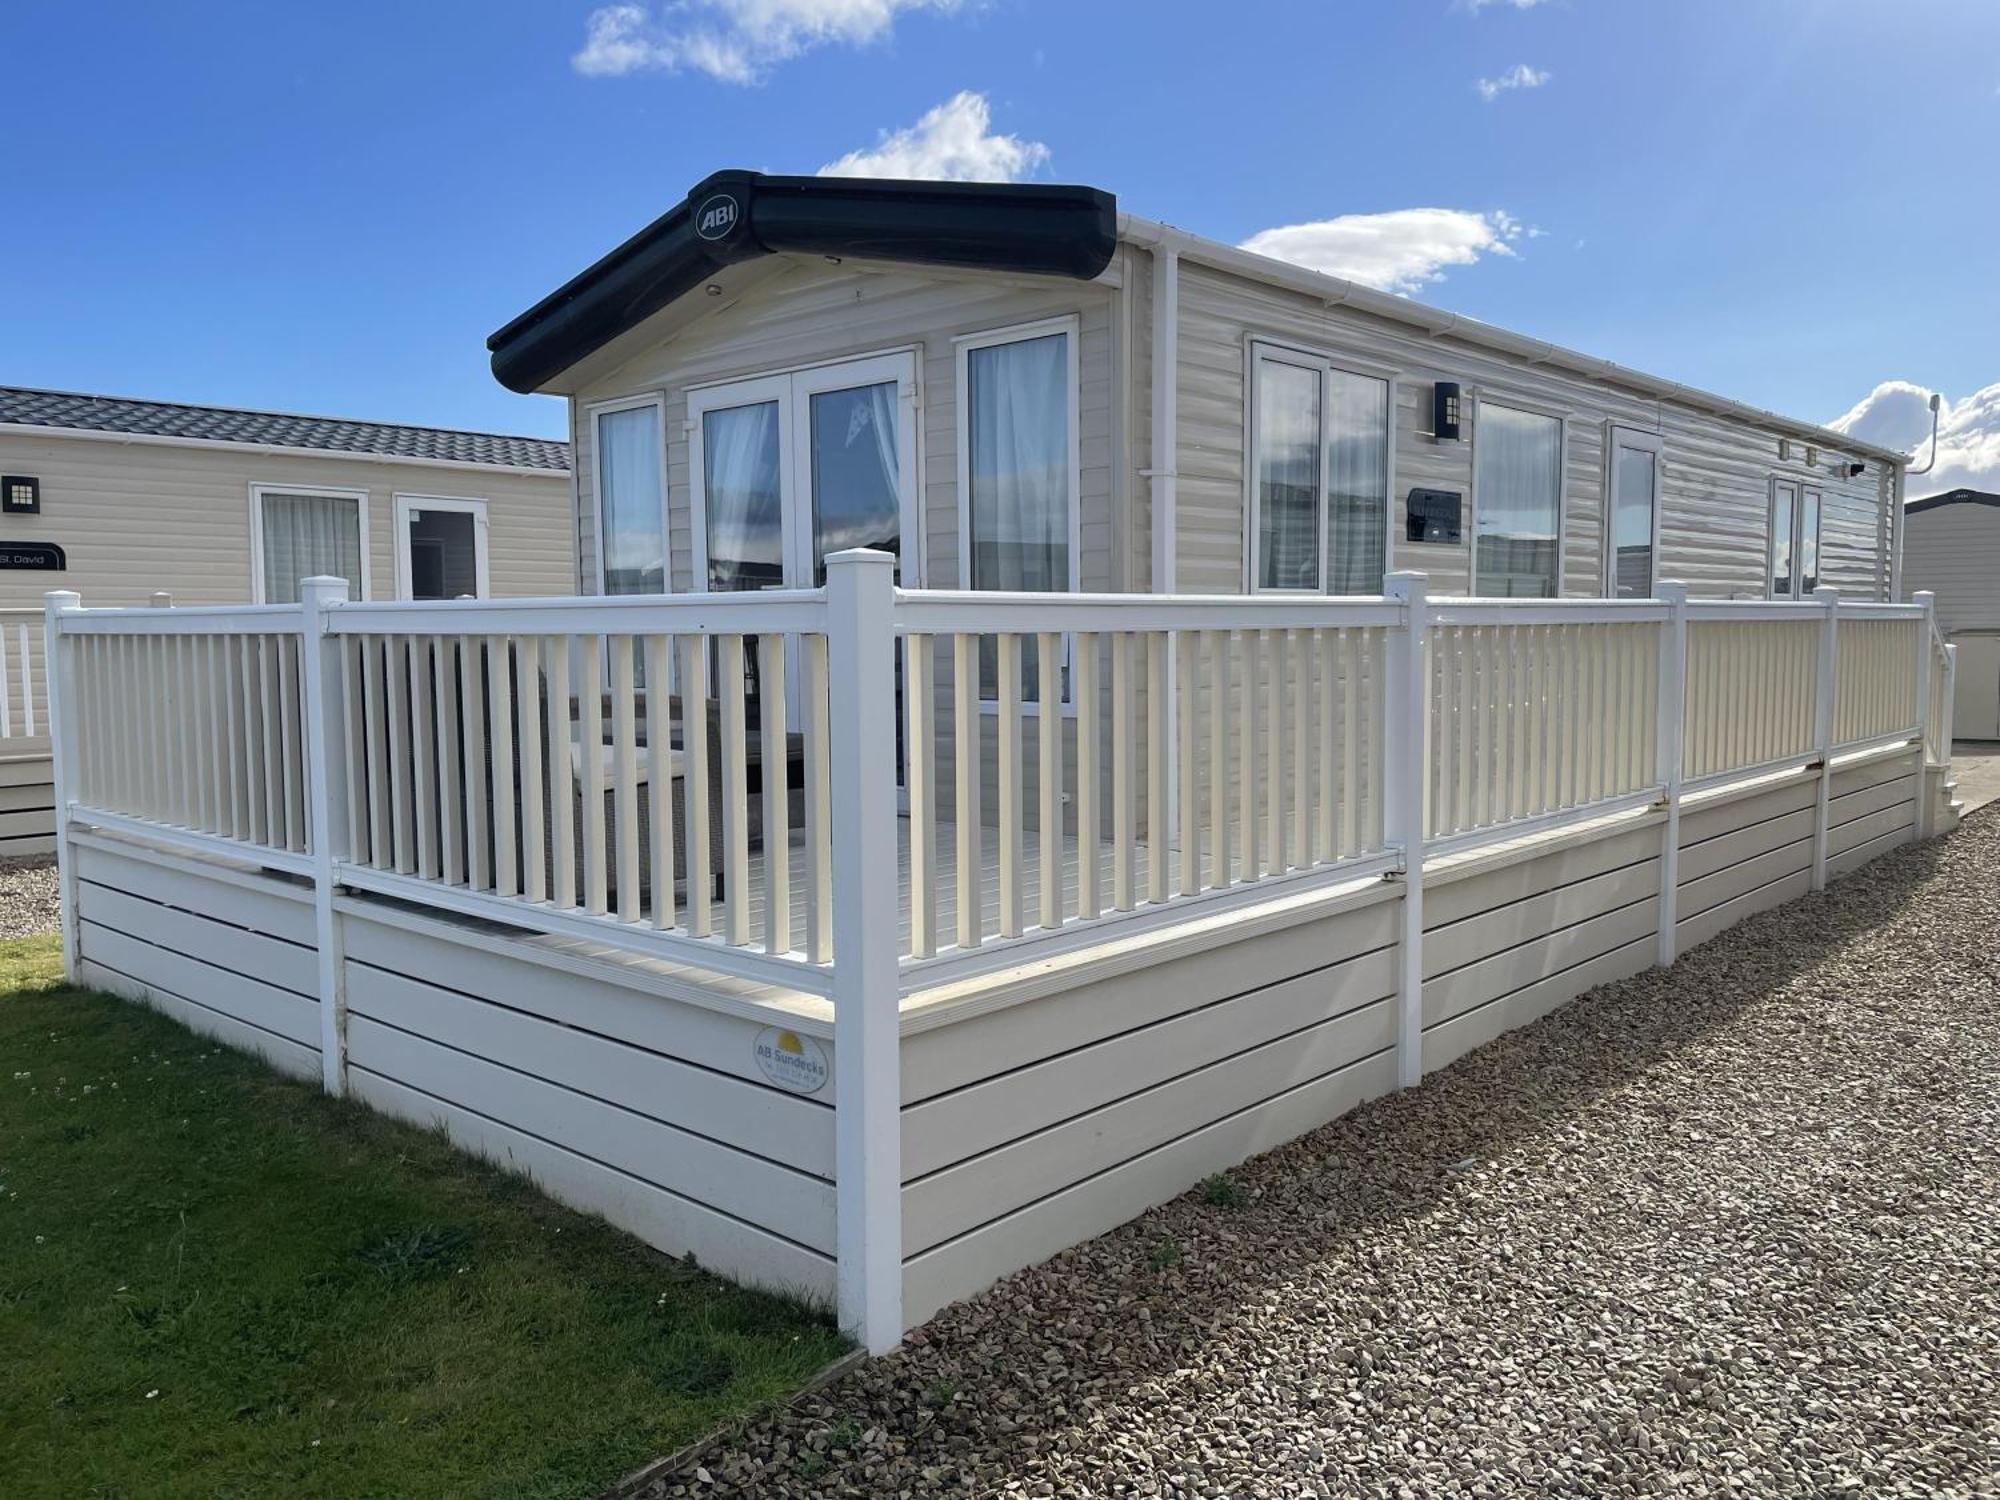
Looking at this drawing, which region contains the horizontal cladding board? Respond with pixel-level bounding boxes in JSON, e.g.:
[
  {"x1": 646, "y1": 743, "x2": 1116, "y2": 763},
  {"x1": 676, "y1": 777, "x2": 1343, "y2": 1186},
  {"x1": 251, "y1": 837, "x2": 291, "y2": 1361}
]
[
  {"x1": 1677, "y1": 806, "x2": 1813, "y2": 884},
  {"x1": 1828, "y1": 822, "x2": 1914, "y2": 880},
  {"x1": 1677, "y1": 838, "x2": 1812, "y2": 921},
  {"x1": 900, "y1": 895, "x2": 1398, "y2": 1104},
  {"x1": 1424, "y1": 858, "x2": 1658, "y2": 980},
  {"x1": 345, "y1": 962, "x2": 831, "y2": 1178},
  {"x1": 0, "y1": 781, "x2": 53, "y2": 811},
  {"x1": 0, "y1": 834, "x2": 54, "y2": 855},
  {"x1": 905, "y1": 999, "x2": 1395, "y2": 1256},
  {"x1": 79, "y1": 955, "x2": 320, "y2": 1080},
  {"x1": 1827, "y1": 775, "x2": 1915, "y2": 829},
  {"x1": 74, "y1": 839, "x2": 314, "y2": 945},
  {"x1": 900, "y1": 1049, "x2": 1399, "y2": 1328},
  {"x1": 1420, "y1": 934, "x2": 1654, "y2": 1076},
  {"x1": 349, "y1": 1069, "x2": 833, "y2": 1306},
  {"x1": 342, "y1": 912, "x2": 829, "y2": 1095},
  {"x1": 1829, "y1": 751, "x2": 1917, "y2": 800},
  {"x1": 0, "y1": 808, "x2": 53, "y2": 838},
  {"x1": 1828, "y1": 802, "x2": 1914, "y2": 859},
  {"x1": 345, "y1": 1014, "x2": 834, "y2": 1253},
  {"x1": 1421, "y1": 895, "x2": 1658, "y2": 1028},
  {"x1": 902, "y1": 944, "x2": 1394, "y2": 1182},
  {"x1": 81, "y1": 919, "x2": 319, "y2": 1046},
  {"x1": 1675, "y1": 868, "x2": 1813, "y2": 953},
  {"x1": 0, "y1": 754, "x2": 53, "y2": 788},
  {"x1": 1677, "y1": 778, "x2": 1817, "y2": 849},
  {"x1": 78, "y1": 880, "x2": 317, "y2": 997},
  {"x1": 1423, "y1": 825, "x2": 1659, "y2": 928}
]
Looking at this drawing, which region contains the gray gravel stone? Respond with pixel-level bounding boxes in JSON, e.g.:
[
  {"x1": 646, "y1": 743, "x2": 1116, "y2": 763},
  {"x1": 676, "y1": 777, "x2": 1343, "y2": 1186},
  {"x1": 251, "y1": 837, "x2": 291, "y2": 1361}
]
[
  {"x1": 0, "y1": 855, "x2": 58, "y2": 941},
  {"x1": 646, "y1": 811, "x2": 2000, "y2": 1498}
]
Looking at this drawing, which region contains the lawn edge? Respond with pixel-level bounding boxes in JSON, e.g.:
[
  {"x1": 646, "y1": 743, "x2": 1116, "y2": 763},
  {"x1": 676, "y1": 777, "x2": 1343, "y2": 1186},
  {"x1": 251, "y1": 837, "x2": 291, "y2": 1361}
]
[{"x1": 596, "y1": 1348, "x2": 869, "y2": 1497}]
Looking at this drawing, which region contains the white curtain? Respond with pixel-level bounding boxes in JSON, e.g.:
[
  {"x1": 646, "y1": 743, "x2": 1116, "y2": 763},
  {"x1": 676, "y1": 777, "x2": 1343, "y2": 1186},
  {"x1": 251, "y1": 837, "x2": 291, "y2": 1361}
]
[
  {"x1": 598, "y1": 405, "x2": 664, "y2": 596},
  {"x1": 1474, "y1": 404, "x2": 1562, "y2": 598},
  {"x1": 809, "y1": 381, "x2": 901, "y2": 581},
  {"x1": 704, "y1": 401, "x2": 783, "y2": 590},
  {"x1": 970, "y1": 333, "x2": 1070, "y2": 697},
  {"x1": 1327, "y1": 369, "x2": 1388, "y2": 594},
  {"x1": 1256, "y1": 359, "x2": 1321, "y2": 590},
  {"x1": 260, "y1": 491, "x2": 361, "y2": 604}
]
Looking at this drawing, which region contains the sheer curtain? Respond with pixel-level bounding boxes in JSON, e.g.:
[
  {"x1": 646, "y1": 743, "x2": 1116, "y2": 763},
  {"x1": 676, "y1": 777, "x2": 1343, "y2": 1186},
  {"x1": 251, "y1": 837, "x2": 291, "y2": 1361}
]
[
  {"x1": 1474, "y1": 403, "x2": 1563, "y2": 598},
  {"x1": 260, "y1": 491, "x2": 362, "y2": 604},
  {"x1": 809, "y1": 380, "x2": 901, "y2": 582},
  {"x1": 703, "y1": 401, "x2": 783, "y2": 590},
  {"x1": 1256, "y1": 359, "x2": 1321, "y2": 590},
  {"x1": 969, "y1": 332, "x2": 1070, "y2": 696},
  {"x1": 597, "y1": 405, "x2": 665, "y2": 596},
  {"x1": 1326, "y1": 369, "x2": 1389, "y2": 594}
]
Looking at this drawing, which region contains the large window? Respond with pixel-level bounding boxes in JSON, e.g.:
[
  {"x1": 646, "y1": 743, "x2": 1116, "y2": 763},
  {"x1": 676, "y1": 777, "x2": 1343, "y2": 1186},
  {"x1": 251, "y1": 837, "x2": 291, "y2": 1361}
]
[
  {"x1": 594, "y1": 398, "x2": 666, "y2": 595},
  {"x1": 253, "y1": 485, "x2": 366, "y2": 603},
  {"x1": 1769, "y1": 478, "x2": 1822, "y2": 598},
  {"x1": 960, "y1": 321, "x2": 1077, "y2": 698},
  {"x1": 1248, "y1": 345, "x2": 1391, "y2": 594},
  {"x1": 1474, "y1": 400, "x2": 1564, "y2": 598},
  {"x1": 1604, "y1": 426, "x2": 1663, "y2": 598}
]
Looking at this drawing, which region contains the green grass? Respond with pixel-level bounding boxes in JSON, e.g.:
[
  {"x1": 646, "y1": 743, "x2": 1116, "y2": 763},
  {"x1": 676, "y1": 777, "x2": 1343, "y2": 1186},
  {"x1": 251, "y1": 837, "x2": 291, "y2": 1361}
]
[{"x1": 0, "y1": 934, "x2": 847, "y2": 1500}]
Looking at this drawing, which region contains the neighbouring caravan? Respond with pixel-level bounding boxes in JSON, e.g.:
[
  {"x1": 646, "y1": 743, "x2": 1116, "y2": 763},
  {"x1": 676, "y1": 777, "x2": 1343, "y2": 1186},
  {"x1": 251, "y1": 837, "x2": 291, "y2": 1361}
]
[
  {"x1": 0, "y1": 387, "x2": 574, "y2": 851},
  {"x1": 485, "y1": 171, "x2": 1909, "y2": 615},
  {"x1": 1903, "y1": 487, "x2": 2000, "y2": 741}
]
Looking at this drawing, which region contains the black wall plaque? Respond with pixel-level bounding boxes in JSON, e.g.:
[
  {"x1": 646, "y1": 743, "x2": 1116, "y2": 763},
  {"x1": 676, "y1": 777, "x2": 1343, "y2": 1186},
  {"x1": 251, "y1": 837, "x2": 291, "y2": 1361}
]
[
  {"x1": 1406, "y1": 489, "x2": 1463, "y2": 544},
  {"x1": 0, "y1": 542, "x2": 66, "y2": 571}
]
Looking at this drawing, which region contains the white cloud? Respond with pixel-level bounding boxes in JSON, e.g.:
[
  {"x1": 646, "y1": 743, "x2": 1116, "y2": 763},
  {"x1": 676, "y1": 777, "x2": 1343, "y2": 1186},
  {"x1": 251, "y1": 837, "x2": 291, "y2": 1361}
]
[
  {"x1": 1239, "y1": 208, "x2": 1527, "y2": 296},
  {"x1": 819, "y1": 91, "x2": 1049, "y2": 182},
  {"x1": 1476, "y1": 63, "x2": 1550, "y2": 101},
  {"x1": 572, "y1": 0, "x2": 966, "y2": 83},
  {"x1": 1830, "y1": 380, "x2": 2000, "y2": 496}
]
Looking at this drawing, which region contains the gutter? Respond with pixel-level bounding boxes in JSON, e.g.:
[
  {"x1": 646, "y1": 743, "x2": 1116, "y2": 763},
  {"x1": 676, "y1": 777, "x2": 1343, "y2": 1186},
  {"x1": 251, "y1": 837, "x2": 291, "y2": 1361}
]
[{"x1": 1116, "y1": 213, "x2": 1909, "y2": 471}]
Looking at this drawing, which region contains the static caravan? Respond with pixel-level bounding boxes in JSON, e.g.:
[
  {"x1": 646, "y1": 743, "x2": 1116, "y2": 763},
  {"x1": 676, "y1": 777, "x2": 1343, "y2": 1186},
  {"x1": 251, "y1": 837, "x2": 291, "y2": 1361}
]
[
  {"x1": 486, "y1": 171, "x2": 1908, "y2": 614},
  {"x1": 0, "y1": 386, "x2": 573, "y2": 852},
  {"x1": 49, "y1": 174, "x2": 1950, "y2": 1357},
  {"x1": 1903, "y1": 488, "x2": 2000, "y2": 741}
]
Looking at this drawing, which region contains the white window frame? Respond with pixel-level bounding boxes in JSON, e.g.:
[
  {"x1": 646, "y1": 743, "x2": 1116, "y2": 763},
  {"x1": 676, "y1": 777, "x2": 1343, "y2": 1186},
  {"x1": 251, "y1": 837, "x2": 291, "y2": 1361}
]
[
  {"x1": 587, "y1": 392, "x2": 670, "y2": 597},
  {"x1": 955, "y1": 316, "x2": 1083, "y2": 710},
  {"x1": 1600, "y1": 425, "x2": 1664, "y2": 598},
  {"x1": 1766, "y1": 474, "x2": 1824, "y2": 599},
  {"x1": 1243, "y1": 338, "x2": 1398, "y2": 596},
  {"x1": 686, "y1": 349, "x2": 921, "y2": 593},
  {"x1": 248, "y1": 482, "x2": 371, "y2": 604},
  {"x1": 392, "y1": 493, "x2": 490, "y2": 600},
  {"x1": 1468, "y1": 392, "x2": 1570, "y2": 599}
]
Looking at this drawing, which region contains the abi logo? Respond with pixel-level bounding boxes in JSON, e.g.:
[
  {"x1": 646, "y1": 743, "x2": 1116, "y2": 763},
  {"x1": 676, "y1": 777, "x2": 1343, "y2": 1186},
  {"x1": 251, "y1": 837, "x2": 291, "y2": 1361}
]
[{"x1": 694, "y1": 194, "x2": 740, "y2": 241}]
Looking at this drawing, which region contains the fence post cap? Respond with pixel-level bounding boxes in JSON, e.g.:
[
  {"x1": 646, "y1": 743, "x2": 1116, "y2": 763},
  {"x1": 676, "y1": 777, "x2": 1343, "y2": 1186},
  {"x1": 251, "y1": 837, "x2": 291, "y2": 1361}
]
[
  {"x1": 1657, "y1": 579, "x2": 1690, "y2": 603},
  {"x1": 1812, "y1": 585, "x2": 1841, "y2": 603},
  {"x1": 299, "y1": 575, "x2": 352, "y2": 603},
  {"x1": 1383, "y1": 570, "x2": 1429, "y2": 602},
  {"x1": 43, "y1": 590, "x2": 80, "y2": 612},
  {"x1": 824, "y1": 547, "x2": 897, "y2": 569}
]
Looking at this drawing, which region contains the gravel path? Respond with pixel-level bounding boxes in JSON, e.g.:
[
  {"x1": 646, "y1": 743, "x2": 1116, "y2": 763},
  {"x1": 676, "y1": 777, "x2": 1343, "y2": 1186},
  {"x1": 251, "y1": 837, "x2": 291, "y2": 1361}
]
[
  {"x1": 654, "y1": 810, "x2": 2000, "y2": 1499},
  {"x1": 0, "y1": 855, "x2": 58, "y2": 941}
]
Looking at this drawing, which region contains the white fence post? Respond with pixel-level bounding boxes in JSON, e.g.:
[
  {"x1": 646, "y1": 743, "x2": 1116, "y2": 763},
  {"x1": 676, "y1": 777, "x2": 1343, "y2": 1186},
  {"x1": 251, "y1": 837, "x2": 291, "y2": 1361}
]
[
  {"x1": 1655, "y1": 581, "x2": 1689, "y2": 966},
  {"x1": 149, "y1": 592, "x2": 173, "y2": 609},
  {"x1": 1810, "y1": 585, "x2": 1840, "y2": 890},
  {"x1": 298, "y1": 576, "x2": 353, "y2": 1097},
  {"x1": 43, "y1": 591, "x2": 81, "y2": 981},
  {"x1": 1912, "y1": 591, "x2": 1936, "y2": 838},
  {"x1": 825, "y1": 548, "x2": 904, "y2": 1354},
  {"x1": 1383, "y1": 572, "x2": 1429, "y2": 1091}
]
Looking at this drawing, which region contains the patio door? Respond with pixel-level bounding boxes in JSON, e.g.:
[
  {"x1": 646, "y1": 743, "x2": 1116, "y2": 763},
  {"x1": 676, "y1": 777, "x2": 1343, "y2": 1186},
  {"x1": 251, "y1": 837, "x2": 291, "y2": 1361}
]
[
  {"x1": 1603, "y1": 427, "x2": 1662, "y2": 598},
  {"x1": 689, "y1": 351, "x2": 919, "y2": 738}
]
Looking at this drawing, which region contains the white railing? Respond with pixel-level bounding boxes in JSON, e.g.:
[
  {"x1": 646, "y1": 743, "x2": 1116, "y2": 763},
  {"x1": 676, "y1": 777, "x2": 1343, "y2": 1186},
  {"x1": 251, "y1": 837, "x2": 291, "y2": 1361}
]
[
  {"x1": 43, "y1": 568, "x2": 1940, "y2": 992},
  {"x1": 0, "y1": 607, "x2": 48, "y2": 745},
  {"x1": 1926, "y1": 627, "x2": 1956, "y2": 766}
]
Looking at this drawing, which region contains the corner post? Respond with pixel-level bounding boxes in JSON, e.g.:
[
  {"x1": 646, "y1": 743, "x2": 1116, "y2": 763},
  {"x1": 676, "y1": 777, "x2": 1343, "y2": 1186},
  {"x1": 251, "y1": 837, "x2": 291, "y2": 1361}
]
[
  {"x1": 1912, "y1": 591, "x2": 1937, "y2": 837},
  {"x1": 1383, "y1": 572, "x2": 1429, "y2": 1091},
  {"x1": 1810, "y1": 585, "x2": 1841, "y2": 890},
  {"x1": 43, "y1": 591, "x2": 82, "y2": 981},
  {"x1": 1655, "y1": 582, "x2": 1689, "y2": 966},
  {"x1": 825, "y1": 548, "x2": 903, "y2": 1354},
  {"x1": 298, "y1": 576, "x2": 352, "y2": 1097}
]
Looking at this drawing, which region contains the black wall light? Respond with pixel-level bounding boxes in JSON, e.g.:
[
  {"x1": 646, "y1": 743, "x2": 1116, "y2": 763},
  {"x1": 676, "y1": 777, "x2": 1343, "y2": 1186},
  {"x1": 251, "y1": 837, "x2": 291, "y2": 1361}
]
[
  {"x1": 1, "y1": 476, "x2": 39, "y2": 516},
  {"x1": 1432, "y1": 382, "x2": 1462, "y2": 441}
]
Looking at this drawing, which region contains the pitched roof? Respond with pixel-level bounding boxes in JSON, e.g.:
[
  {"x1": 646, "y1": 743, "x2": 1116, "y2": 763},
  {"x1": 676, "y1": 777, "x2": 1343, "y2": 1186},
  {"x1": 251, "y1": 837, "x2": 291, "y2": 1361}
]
[
  {"x1": 1907, "y1": 487, "x2": 2000, "y2": 515},
  {"x1": 0, "y1": 385, "x2": 570, "y2": 472}
]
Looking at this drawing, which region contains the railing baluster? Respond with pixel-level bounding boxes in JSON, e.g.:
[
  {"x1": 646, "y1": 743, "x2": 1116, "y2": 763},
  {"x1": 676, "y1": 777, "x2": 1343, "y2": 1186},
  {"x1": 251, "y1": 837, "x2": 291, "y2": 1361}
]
[
  {"x1": 1075, "y1": 631, "x2": 1101, "y2": 918},
  {"x1": 675, "y1": 637, "x2": 707, "y2": 935},
  {"x1": 1292, "y1": 628, "x2": 1311, "y2": 868},
  {"x1": 996, "y1": 632, "x2": 1021, "y2": 938},
  {"x1": 905, "y1": 632, "x2": 936, "y2": 957},
  {"x1": 1342, "y1": 628, "x2": 1361, "y2": 857},
  {"x1": 716, "y1": 635, "x2": 747, "y2": 942},
  {"x1": 1264, "y1": 628, "x2": 1283, "y2": 873},
  {"x1": 1147, "y1": 630, "x2": 1168, "y2": 903},
  {"x1": 1239, "y1": 629, "x2": 1260, "y2": 881},
  {"x1": 1038, "y1": 630, "x2": 1063, "y2": 927},
  {"x1": 759, "y1": 637, "x2": 790, "y2": 952},
  {"x1": 385, "y1": 635, "x2": 411, "y2": 870},
  {"x1": 804, "y1": 633, "x2": 832, "y2": 962},
  {"x1": 491, "y1": 636, "x2": 519, "y2": 899},
  {"x1": 640, "y1": 635, "x2": 670, "y2": 929},
  {"x1": 1112, "y1": 631, "x2": 1134, "y2": 910},
  {"x1": 610, "y1": 634, "x2": 639, "y2": 920},
  {"x1": 1179, "y1": 629, "x2": 1201, "y2": 896},
  {"x1": 413, "y1": 637, "x2": 438, "y2": 881},
  {"x1": 1206, "y1": 628, "x2": 1228, "y2": 888},
  {"x1": 437, "y1": 634, "x2": 465, "y2": 886},
  {"x1": 952, "y1": 632, "x2": 980, "y2": 949},
  {"x1": 579, "y1": 636, "x2": 607, "y2": 916}
]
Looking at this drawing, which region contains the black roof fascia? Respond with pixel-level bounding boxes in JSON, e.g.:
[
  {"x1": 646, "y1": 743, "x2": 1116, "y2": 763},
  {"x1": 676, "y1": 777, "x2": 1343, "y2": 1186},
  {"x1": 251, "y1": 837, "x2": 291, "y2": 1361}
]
[{"x1": 487, "y1": 170, "x2": 1118, "y2": 395}]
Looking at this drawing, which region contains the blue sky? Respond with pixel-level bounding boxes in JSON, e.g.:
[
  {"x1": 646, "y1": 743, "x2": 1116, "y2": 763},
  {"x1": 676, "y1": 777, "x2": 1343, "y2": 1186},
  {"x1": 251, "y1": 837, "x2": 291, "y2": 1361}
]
[{"x1": 5, "y1": 0, "x2": 1996, "y2": 478}]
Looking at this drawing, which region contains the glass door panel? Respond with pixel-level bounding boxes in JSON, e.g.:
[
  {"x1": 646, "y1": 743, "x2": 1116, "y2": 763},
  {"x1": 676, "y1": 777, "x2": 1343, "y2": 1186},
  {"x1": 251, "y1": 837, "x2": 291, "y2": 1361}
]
[
  {"x1": 702, "y1": 400, "x2": 786, "y2": 591},
  {"x1": 809, "y1": 380, "x2": 904, "y2": 584}
]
